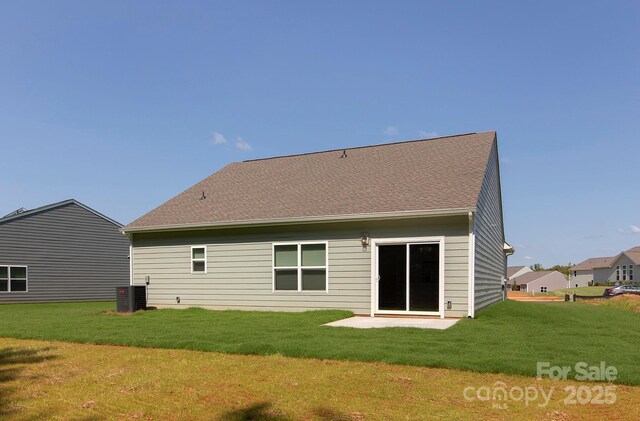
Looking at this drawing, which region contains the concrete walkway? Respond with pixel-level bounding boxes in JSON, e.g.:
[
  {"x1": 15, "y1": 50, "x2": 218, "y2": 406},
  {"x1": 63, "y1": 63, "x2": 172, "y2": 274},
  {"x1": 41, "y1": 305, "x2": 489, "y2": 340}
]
[{"x1": 324, "y1": 316, "x2": 460, "y2": 330}]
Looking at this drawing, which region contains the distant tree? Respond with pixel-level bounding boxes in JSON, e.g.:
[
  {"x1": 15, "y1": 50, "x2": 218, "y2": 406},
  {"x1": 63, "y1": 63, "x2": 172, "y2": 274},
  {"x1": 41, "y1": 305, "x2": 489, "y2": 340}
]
[
  {"x1": 528, "y1": 263, "x2": 573, "y2": 279},
  {"x1": 547, "y1": 264, "x2": 573, "y2": 279},
  {"x1": 530, "y1": 263, "x2": 544, "y2": 271}
]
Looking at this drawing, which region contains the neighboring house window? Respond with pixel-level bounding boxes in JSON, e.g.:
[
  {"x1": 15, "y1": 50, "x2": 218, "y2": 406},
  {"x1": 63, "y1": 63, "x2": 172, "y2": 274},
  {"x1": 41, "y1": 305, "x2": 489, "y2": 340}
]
[
  {"x1": 573, "y1": 271, "x2": 577, "y2": 277},
  {"x1": 191, "y1": 246, "x2": 207, "y2": 273},
  {"x1": 540, "y1": 286, "x2": 548, "y2": 293},
  {"x1": 622, "y1": 265, "x2": 627, "y2": 281},
  {"x1": 273, "y1": 242, "x2": 327, "y2": 291},
  {"x1": 616, "y1": 266, "x2": 620, "y2": 281},
  {"x1": 630, "y1": 265, "x2": 634, "y2": 281},
  {"x1": 0, "y1": 266, "x2": 28, "y2": 292}
]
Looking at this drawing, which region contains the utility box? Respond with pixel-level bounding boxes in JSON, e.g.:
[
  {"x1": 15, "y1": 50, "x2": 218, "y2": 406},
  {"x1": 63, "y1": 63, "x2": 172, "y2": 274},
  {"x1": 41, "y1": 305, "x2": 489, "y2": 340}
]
[{"x1": 116, "y1": 285, "x2": 147, "y2": 313}]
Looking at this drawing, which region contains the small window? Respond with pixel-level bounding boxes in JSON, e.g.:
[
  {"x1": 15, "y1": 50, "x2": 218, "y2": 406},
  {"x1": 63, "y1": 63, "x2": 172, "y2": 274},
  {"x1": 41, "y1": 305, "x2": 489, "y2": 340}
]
[
  {"x1": 616, "y1": 266, "x2": 620, "y2": 281},
  {"x1": 630, "y1": 265, "x2": 634, "y2": 281},
  {"x1": 273, "y1": 243, "x2": 327, "y2": 291},
  {"x1": 573, "y1": 271, "x2": 577, "y2": 277},
  {"x1": 0, "y1": 266, "x2": 28, "y2": 292},
  {"x1": 191, "y1": 246, "x2": 207, "y2": 273},
  {"x1": 622, "y1": 265, "x2": 627, "y2": 281},
  {"x1": 540, "y1": 286, "x2": 548, "y2": 293}
]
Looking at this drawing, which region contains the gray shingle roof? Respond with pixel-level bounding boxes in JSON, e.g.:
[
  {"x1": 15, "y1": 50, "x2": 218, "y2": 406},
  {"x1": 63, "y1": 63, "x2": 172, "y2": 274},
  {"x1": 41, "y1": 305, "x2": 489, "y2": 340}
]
[
  {"x1": 507, "y1": 266, "x2": 526, "y2": 278},
  {"x1": 125, "y1": 131, "x2": 497, "y2": 231},
  {"x1": 571, "y1": 256, "x2": 617, "y2": 271},
  {"x1": 513, "y1": 271, "x2": 565, "y2": 284}
]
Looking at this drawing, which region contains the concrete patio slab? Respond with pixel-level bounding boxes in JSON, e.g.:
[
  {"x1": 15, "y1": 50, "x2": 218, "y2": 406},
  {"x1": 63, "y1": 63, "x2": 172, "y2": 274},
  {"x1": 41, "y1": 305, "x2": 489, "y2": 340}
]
[{"x1": 324, "y1": 316, "x2": 461, "y2": 330}]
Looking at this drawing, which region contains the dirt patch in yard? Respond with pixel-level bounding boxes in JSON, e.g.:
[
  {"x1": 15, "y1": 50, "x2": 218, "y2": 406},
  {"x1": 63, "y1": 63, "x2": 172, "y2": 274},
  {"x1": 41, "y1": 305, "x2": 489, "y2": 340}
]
[{"x1": 1, "y1": 338, "x2": 639, "y2": 420}]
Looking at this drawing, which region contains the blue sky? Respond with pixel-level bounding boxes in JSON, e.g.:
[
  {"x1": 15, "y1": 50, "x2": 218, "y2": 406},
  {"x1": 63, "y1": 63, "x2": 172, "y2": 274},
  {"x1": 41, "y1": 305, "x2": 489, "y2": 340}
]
[{"x1": 1, "y1": 1, "x2": 638, "y2": 267}]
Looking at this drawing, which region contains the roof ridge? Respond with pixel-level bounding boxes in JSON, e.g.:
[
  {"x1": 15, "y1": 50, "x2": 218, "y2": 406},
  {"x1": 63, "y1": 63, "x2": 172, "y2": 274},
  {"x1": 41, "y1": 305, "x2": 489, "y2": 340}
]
[
  {"x1": 0, "y1": 199, "x2": 122, "y2": 227},
  {"x1": 243, "y1": 131, "x2": 489, "y2": 163}
]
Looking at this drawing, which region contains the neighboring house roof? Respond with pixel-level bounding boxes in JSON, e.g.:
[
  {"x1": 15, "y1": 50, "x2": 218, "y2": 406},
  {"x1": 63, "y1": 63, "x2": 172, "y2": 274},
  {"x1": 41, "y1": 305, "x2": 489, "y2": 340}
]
[
  {"x1": 124, "y1": 131, "x2": 497, "y2": 232},
  {"x1": 610, "y1": 248, "x2": 640, "y2": 266},
  {"x1": 572, "y1": 246, "x2": 640, "y2": 270},
  {"x1": 507, "y1": 266, "x2": 526, "y2": 278},
  {"x1": 571, "y1": 256, "x2": 617, "y2": 271},
  {"x1": 1, "y1": 207, "x2": 27, "y2": 219},
  {"x1": 0, "y1": 199, "x2": 122, "y2": 228},
  {"x1": 513, "y1": 270, "x2": 566, "y2": 285},
  {"x1": 625, "y1": 251, "x2": 640, "y2": 265}
]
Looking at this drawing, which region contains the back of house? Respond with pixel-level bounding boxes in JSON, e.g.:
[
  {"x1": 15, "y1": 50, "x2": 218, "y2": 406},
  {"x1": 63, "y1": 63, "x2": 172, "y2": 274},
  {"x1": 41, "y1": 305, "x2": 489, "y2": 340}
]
[
  {"x1": 0, "y1": 200, "x2": 130, "y2": 303},
  {"x1": 123, "y1": 131, "x2": 510, "y2": 318},
  {"x1": 571, "y1": 247, "x2": 639, "y2": 287}
]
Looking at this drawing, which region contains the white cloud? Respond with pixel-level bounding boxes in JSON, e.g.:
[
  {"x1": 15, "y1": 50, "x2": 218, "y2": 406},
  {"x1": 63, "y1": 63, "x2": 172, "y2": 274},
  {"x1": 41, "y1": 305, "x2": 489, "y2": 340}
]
[
  {"x1": 235, "y1": 137, "x2": 253, "y2": 152},
  {"x1": 212, "y1": 131, "x2": 228, "y2": 145},
  {"x1": 631, "y1": 225, "x2": 640, "y2": 233},
  {"x1": 524, "y1": 256, "x2": 533, "y2": 260},
  {"x1": 418, "y1": 130, "x2": 438, "y2": 138},
  {"x1": 383, "y1": 126, "x2": 399, "y2": 136},
  {"x1": 501, "y1": 157, "x2": 512, "y2": 164},
  {"x1": 617, "y1": 228, "x2": 625, "y2": 234}
]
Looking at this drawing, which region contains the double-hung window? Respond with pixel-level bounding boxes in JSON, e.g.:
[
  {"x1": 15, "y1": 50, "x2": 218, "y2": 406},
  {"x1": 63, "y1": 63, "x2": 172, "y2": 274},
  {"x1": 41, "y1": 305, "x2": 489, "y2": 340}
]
[
  {"x1": 630, "y1": 265, "x2": 634, "y2": 281},
  {"x1": 622, "y1": 265, "x2": 627, "y2": 281},
  {"x1": 616, "y1": 266, "x2": 620, "y2": 281},
  {"x1": 0, "y1": 266, "x2": 28, "y2": 292},
  {"x1": 273, "y1": 242, "x2": 327, "y2": 291},
  {"x1": 191, "y1": 246, "x2": 207, "y2": 273}
]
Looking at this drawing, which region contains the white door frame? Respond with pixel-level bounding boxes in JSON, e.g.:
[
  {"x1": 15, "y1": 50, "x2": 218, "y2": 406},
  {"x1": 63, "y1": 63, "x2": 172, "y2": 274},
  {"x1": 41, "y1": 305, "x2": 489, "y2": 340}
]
[{"x1": 370, "y1": 236, "x2": 445, "y2": 318}]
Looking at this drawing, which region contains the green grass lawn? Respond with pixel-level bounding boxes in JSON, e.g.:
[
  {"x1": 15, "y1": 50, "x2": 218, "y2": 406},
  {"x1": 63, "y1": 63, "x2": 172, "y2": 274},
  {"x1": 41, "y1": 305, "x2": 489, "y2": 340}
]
[
  {"x1": 0, "y1": 300, "x2": 639, "y2": 385},
  {"x1": 549, "y1": 286, "x2": 608, "y2": 296}
]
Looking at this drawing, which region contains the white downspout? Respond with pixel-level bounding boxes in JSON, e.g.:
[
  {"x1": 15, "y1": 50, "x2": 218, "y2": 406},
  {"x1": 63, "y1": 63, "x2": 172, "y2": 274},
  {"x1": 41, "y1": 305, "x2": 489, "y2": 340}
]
[{"x1": 468, "y1": 212, "x2": 476, "y2": 318}]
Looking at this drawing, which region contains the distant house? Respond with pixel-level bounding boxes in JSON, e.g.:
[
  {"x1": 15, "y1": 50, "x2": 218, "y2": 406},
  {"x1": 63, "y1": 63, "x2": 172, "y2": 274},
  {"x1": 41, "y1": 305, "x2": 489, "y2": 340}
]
[
  {"x1": 0, "y1": 199, "x2": 130, "y2": 303},
  {"x1": 123, "y1": 131, "x2": 511, "y2": 318},
  {"x1": 570, "y1": 247, "x2": 639, "y2": 287},
  {"x1": 507, "y1": 265, "x2": 532, "y2": 283},
  {"x1": 512, "y1": 271, "x2": 568, "y2": 292}
]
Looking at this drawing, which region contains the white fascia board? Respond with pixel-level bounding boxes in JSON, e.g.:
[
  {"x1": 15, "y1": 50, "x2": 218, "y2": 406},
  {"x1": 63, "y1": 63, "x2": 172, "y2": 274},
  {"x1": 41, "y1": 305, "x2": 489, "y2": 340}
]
[{"x1": 121, "y1": 207, "x2": 476, "y2": 234}]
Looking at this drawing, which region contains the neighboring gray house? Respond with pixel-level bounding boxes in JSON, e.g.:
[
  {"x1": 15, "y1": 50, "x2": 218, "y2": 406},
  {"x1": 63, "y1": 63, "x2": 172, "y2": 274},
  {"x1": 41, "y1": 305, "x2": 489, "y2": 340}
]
[
  {"x1": 570, "y1": 247, "x2": 639, "y2": 287},
  {"x1": 506, "y1": 265, "x2": 532, "y2": 287},
  {"x1": 123, "y1": 132, "x2": 510, "y2": 318},
  {"x1": 0, "y1": 199, "x2": 130, "y2": 303},
  {"x1": 511, "y1": 270, "x2": 568, "y2": 292}
]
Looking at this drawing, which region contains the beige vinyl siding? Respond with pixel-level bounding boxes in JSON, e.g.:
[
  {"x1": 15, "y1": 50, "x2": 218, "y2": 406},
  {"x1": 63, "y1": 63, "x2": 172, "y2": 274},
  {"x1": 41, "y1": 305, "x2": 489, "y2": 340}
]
[
  {"x1": 571, "y1": 270, "x2": 593, "y2": 287},
  {"x1": 474, "y1": 138, "x2": 506, "y2": 311},
  {"x1": 524, "y1": 272, "x2": 568, "y2": 292},
  {"x1": 594, "y1": 255, "x2": 636, "y2": 284},
  {"x1": 131, "y1": 216, "x2": 469, "y2": 317}
]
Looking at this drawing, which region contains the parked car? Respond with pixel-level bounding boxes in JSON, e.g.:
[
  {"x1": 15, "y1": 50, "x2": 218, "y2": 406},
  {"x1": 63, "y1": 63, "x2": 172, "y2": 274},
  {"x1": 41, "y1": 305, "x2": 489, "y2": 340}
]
[{"x1": 604, "y1": 285, "x2": 640, "y2": 296}]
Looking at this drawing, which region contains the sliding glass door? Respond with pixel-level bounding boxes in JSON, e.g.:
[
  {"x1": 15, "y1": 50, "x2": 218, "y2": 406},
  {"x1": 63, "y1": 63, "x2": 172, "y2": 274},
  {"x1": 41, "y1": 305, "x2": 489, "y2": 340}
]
[{"x1": 377, "y1": 242, "x2": 440, "y2": 313}]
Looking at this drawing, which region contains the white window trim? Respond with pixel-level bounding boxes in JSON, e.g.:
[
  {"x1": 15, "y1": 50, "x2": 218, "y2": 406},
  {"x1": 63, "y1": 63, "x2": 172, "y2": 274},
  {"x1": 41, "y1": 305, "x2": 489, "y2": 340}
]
[
  {"x1": 190, "y1": 246, "x2": 207, "y2": 274},
  {"x1": 272, "y1": 241, "x2": 329, "y2": 293},
  {"x1": 370, "y1": 236, "x2": 445, "y2": 319},
  {"x1": 0, "y1": 265, "x2": 29, "y2": 293}
]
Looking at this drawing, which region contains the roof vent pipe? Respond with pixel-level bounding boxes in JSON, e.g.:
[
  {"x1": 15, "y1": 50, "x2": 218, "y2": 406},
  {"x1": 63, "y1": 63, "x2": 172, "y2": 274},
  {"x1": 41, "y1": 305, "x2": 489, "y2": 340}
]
[{"x1": 340, "y1": 150, "x2": 347, "y2": 158}]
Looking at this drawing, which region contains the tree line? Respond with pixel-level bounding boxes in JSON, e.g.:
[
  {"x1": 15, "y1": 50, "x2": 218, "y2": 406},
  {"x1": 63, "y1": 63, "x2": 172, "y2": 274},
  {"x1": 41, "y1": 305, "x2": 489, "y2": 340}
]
[{"x1": 529, "y1": 263, "x2": 574, "y2": 279}]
